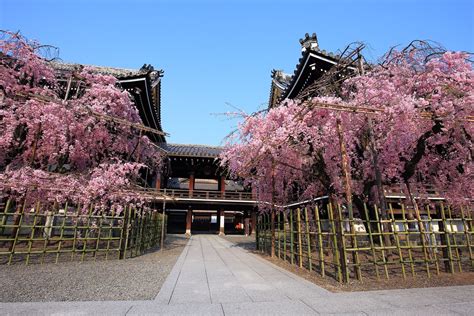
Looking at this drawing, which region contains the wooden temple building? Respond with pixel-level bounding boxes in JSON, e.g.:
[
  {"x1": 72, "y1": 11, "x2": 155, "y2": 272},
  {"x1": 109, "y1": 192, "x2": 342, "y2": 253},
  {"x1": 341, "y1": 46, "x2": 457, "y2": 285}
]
[
  {"x1": 155, "y1": 143, "x2": 256, "y2": 235},
  {"x1": 51, "y1": 62, "x2": 257, "y2": 236}
]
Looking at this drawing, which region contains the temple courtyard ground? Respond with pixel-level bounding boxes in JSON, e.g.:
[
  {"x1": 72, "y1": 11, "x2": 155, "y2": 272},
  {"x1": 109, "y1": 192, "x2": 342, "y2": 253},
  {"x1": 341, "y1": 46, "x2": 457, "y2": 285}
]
[{"x1": 1, "y1": 235, "x2": 473, "y2": 315}]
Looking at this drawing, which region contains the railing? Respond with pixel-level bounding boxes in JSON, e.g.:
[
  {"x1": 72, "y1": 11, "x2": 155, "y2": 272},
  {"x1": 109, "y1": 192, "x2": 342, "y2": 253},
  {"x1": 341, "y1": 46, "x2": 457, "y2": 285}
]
[
  {"x1": 141, "y1": 188, "x2": 255, "y2": 201},
  {"x1": 160, "y1": 189, "x2": 253, "y2": 201}
]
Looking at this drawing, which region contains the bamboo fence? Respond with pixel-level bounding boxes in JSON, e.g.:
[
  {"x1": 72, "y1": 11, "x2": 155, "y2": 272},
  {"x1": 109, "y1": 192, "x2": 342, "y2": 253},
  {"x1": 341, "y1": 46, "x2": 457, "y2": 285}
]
[
  {"x1": 0, "y1": 197, "x2": 167, "y2": 265},
  {"x1": 256, "y1": 202, "x2": 473, "y2": 283}
]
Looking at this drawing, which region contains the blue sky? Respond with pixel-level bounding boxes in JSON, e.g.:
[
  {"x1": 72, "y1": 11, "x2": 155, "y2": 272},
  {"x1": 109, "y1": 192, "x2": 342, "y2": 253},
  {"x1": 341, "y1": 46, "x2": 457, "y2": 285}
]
[{"x1": 1, "y1": 0, "x2": 473, "y2": 146}]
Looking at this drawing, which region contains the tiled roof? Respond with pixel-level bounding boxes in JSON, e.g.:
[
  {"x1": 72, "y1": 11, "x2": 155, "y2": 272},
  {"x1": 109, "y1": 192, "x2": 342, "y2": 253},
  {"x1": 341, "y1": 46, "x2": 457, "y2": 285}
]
[
  {"x1": 159, "y1": 143, "x2": 223, "y2": 158},
  {"x1": 49, "y1": 62, "x2": 164, "y2": 81},
  {"x1": 51, "y1": 61, "x2": 138, "y2": 77}
]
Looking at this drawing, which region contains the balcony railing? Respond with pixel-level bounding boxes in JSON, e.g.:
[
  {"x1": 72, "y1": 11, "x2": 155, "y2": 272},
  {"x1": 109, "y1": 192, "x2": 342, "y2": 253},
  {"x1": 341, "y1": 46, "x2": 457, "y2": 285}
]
[
  {"x1": 94, "y1": 187, "x2": 256, "y2": 203},
  {"x1": 157, "y1": 189, "x2": 254, "y2": 201}
]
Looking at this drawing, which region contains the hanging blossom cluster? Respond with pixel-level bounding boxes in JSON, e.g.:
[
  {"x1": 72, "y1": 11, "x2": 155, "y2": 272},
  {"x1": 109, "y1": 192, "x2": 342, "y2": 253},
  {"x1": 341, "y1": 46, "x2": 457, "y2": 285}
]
[
  {"x1": 0, "y1": 31, "x2": 164, "y2": 213},
  {"x1": 221, "y1": 48, "x2": 473, "y2": 209}
]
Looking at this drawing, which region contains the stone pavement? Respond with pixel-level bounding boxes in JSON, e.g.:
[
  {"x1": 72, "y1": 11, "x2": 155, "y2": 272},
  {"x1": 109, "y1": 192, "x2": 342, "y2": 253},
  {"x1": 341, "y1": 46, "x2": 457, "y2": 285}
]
[{"x1": 1, "y1": 235, "x2": 473, "y2": 315}]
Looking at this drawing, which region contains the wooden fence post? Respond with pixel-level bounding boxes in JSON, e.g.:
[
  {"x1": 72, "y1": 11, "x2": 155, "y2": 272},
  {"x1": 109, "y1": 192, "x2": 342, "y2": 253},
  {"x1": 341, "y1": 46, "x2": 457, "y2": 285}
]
[
  {"x1": 56, "y1": 201, "x2": 68, "y2": 263},
  {"x1": 314, "y1": 205, "x2": 325, "y2": 277},
  {"x1": 460, "y1": 206, "x2": 473, "y2": 268},
  {"x1": 415, "y1": 206, "x2": 431, "y2": 278},
  {"x1": 290, "y1": 209, "x2": 294, "y2": 265},
  {"x1": 119, "y1": 205, "x2": 131, "y2": 260},
  {"x1": 426, "y1": 205, "x2": 440, "y2": 275},
  {"x1": 304, "y1": 207, "x2": 312, "y2": 272},
  {"x1": 438, "y1": 203, "x2": 454, "y2": 273},
  {"x1": 388, "y1": 203, "x2": 406, "y2": 279},
  {"x1": 283, "y1": 212, "x2": 287, "y2": 262},
  {"x1": 297, "y1": 208, "x2": 303, "y2": 268},
  {"x1": 0, "y1": 199, "x2": 11, "y2": 236},
  {"x1": 401, "y1": 203, "x2": 416, "y2": 276},
  {"x1": 277, "y1": 212, "x2": 281, "y2": 259},
  {"x1": 364, "y1": 203, "x2": 381, "y2": 280},
  {"x1": 447, "y1": 205, "x2": 462, "y2": 272},
  {"x1": 328, "y1": 203, "x2": 342, "y2": 282},
  {"x1": 26, "y1": 201, "x2": 41, "y2": 265},
  {"x1": 374, "y1": 205, "x2": 389, "y2": 279},
  {"x1": 271, "y1": 209, "x2": 275, "y2": 257},
  {"x1": 336, "y1": 204, "x2": 349, "y2": 283}
]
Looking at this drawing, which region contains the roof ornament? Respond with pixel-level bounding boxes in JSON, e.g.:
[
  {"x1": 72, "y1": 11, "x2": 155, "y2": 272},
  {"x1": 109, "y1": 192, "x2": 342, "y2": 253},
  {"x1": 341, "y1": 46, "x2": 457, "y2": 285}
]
[
  {"x1": 271, "y1": 69, "x2": 284, "y2": 79},
  {"x1": 139, "y1": 64, "x2": 154, "y2": 74},
  {"x1": 299, "y1": 33, "x2": 319, "y2": 52}
]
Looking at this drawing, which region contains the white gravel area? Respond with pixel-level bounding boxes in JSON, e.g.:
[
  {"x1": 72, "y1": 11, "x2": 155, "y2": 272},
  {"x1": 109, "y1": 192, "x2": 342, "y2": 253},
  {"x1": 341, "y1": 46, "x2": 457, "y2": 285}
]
[{"x1": 0, "y1": 234, "x2": 188, "y2": 302}]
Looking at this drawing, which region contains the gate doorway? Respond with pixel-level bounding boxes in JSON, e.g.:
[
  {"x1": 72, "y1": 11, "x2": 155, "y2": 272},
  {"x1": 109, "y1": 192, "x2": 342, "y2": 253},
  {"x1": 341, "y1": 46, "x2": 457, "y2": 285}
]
[{"x1": 167, "y1": 210, "x2": 249, "y2": 235}]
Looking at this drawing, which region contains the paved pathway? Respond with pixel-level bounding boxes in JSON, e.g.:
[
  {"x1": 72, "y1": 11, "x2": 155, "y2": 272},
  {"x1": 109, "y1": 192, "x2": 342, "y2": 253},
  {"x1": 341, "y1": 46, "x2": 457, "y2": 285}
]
[{"x1": 1, "y1": 235, "x2": 473, "y2": 315}]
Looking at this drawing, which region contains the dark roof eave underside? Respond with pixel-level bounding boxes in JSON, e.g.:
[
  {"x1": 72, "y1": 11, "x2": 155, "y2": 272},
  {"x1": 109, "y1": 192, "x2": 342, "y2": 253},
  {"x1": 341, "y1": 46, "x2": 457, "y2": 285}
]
[
  {"x1": 277, "y1": 49, "x2": 357, "y2": 102},
  {"x1": 119, "y1": 76, "x2": 164, "y2": 142}
]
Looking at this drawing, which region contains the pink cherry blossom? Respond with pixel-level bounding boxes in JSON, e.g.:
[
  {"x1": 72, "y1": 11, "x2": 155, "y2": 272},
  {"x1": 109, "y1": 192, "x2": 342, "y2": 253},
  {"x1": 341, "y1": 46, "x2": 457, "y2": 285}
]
[
  {"x1": 221, "y1": 48, "x2": 473, "y2": 210},
  {"x1": 0, "y1": 31, "x2": 164, "y2": 213}
]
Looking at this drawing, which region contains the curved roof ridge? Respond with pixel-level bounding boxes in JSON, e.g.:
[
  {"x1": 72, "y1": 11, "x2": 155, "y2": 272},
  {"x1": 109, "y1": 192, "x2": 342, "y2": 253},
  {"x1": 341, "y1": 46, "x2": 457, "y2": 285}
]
[{"x1": 166, "y1": 143, "x2": 223, "y2": 149}]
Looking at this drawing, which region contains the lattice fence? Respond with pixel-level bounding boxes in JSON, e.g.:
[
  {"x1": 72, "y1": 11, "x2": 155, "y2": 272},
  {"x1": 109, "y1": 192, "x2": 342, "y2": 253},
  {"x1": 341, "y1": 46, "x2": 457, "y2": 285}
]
[
  {"x1": 0, "y1": 197, "x2": 166, "y2": 264},
  {"x1": 257, "y1": 202, "x2": 473, "y2": 282}
]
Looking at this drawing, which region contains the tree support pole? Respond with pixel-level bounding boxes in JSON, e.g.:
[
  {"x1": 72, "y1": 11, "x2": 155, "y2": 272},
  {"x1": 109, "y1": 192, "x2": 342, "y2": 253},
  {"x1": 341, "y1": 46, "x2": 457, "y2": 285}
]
[
  {"x1": 336, "y1": 118, "x2": 353, "y2": 219},
  {"x1": 336, "y1": 118, "x2": 361, "y2": 281},
  {"x1": 270, "y1": 160, "x2": 276, "y2": 258},
  {"x1": 357, "y1": 51, "x2": 392, "y2": 249}
]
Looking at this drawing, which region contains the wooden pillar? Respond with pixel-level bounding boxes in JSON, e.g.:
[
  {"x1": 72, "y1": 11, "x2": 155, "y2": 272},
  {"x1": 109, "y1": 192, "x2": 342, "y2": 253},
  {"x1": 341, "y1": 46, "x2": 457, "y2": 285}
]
[
  {"x1": 155, "y1": 173, "x2": 162, "y2": 190},
  {"x1": 189, "y1": 172, "x2": 195, "y2": 197},
  {"x1": 217, "y1": 177, "x2": 226, "y2": 236},
  {"x1": 216, "y1": 210, "x2": 221, "y2": 234},
  {"x1": 244, "y1": 217, "x2": 250, "y2": 236},
  {"x1": 243, "y1": 210, "x2": 249, "y2": 236},
  {"x1": 218, "y1": 175, "x2": 226, "y2": 197},
  {"x1": 186, "y1": 207, "x2": 193, "y2": 236},
  {"x1": 250, "y1": 211, "x2": 257, "y2": 235},
  {"x1": 219, "y1": 209, "x2": 225, "y2": 236}
]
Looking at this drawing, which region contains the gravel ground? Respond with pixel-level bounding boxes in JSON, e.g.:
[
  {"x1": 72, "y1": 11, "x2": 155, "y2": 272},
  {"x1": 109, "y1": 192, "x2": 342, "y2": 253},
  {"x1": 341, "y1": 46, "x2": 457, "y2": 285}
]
[{"x1": 0, "y1": 234, "x2": 188, "y2": 302}]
